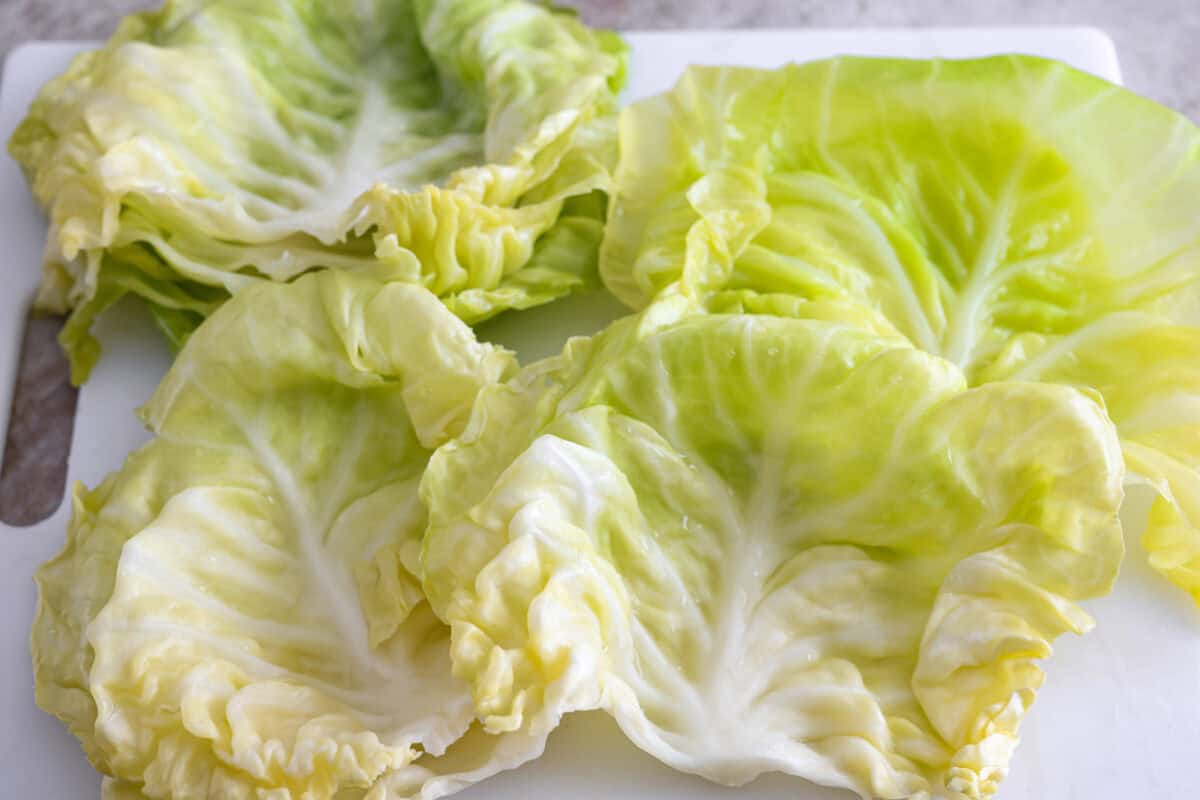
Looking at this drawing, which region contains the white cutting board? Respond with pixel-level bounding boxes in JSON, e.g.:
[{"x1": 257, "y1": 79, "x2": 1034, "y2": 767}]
[{"x1": 3, "y1": 28, "x2": 1195, "y2": 800}]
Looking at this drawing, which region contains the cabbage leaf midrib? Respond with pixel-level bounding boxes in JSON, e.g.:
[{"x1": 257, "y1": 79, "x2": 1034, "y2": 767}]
[
  {"x1": 125, "y1": 7, "x2": 486, "y2": 237},
  {"x1": 206, "y1": 383, "x2": 413, "y2": 688}
]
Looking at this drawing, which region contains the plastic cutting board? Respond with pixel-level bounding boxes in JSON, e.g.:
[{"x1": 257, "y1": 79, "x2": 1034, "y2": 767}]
[{"x1": 3, "y1": 28, "x2": 1197, "y2": 800}]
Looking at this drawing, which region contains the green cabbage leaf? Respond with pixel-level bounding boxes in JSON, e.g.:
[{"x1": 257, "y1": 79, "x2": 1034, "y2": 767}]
[
  {"x1": 30, "y1": 270, "x2": 562, "y2": 799},
  {"x1": 601, "y1": 56, "x2": 1200, "y2": 602},
  {"x1": 11, "y1": 0, "x2": 626, "y2": 382},
  {"x1": 421, "y1": 306, "x2": 1125, "y2": 799}
]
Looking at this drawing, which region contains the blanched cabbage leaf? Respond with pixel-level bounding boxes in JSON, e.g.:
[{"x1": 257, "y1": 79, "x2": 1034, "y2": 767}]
[
  {"x1": 11, "y1": 0, "x2": 626, "y2": 382},
  {"x1": 602, "y1": 56, "x2": 1200, "y2": 602},
  {"x1": 30, "y1": 269, "x2": 562, "y2": 799},
  {"x1": 420, "y1": 308, "x2": 1125, "y2": 799}
]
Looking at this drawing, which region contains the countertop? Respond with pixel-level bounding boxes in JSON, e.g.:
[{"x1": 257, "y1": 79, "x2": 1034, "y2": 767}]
[
  {"x1": 3, "y1": 0, "x2": 1197, "y2": 119},
  {"x1": 0, "y1": 0, "x2": 1197, "y2": 524}
]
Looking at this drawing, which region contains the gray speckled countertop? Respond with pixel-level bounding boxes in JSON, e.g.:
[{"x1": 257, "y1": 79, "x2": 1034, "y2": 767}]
[
  {"x1": 0, "y1": 0, "x2": 1196, "y2": 523},
  {"x1": 2, "y1": 0, "x2": 1197, "y2": 119}
]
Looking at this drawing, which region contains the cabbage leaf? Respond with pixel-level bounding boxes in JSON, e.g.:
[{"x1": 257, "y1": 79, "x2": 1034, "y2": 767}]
[
  {"x1": 421, "y1": 307, "x2": 1125, "y2": 799},
  {"x1": 11, "y1": 0, "x2": 626, "y2": 381},
  {"x1": 602, "y1": 56, "x2": 1200, "y2": 602},
  {"x1": 30, "y1": 270, "x2": 559, "y2": 799}
]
